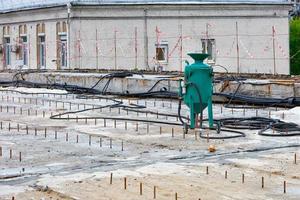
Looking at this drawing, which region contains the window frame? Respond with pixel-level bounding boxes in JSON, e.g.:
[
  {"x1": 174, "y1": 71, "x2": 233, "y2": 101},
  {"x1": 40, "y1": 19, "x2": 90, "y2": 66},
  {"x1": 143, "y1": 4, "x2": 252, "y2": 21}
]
[
  {"x1": 56, "y1": 21, "x2": 68, "y2": 69},
  {"x1": 155, "y1": 42, "x2": 169, "y2": 64},
  {"x1": 3, "y1": 26, "x2": 11, "y2": 68},
  {"x1": 20, "y1": 35, "x2": 29, "y2": 67},
  {"x1": 38, "y1": 34, "x2": 46, "y2": 69},
  {"x1": 37, "y1": 23, "x2": 46, "y2": 69},
  {"x1": 201, "y1": 38, "x2": 216, "y2": 64},
  {"x1": 4, "y1": 36, "x2": 11, "y2": 67},
  {"x1": 59, "y1": 34, "x2": 68, "y2": 68}
]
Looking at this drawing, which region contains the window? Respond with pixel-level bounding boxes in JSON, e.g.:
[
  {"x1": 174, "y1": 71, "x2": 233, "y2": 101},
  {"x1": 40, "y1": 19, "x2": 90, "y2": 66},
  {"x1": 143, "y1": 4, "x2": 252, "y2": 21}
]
[
  {"x1": 38, "y1": 35, "x2": 46, "y2": 68},
  {"x1": 19, "y1": 25, "x2": 28, "y2": 67},
  {"x1": 59, "y1": 34, "x2": 67, "y2": 68},
  {"x1": 4, "y1": 37, "x2": 11, "y2": 66},
  {"x1": 21, "y1": 36, "x2": 28, "y2": 66},
  {"x1": 3, "y1": 26, "x2": 11, "y2": 68},
  {"x1": 37, "y1": 23, "x2": 46, "y2": 69},
  {"x1": 56, "y1": 22, "x2": 68, "y2": 69},
  {"x1": 201, "y1": 39, "x2": 216, "y2": 62},
  {"x1": 155, "y1": 42, "x2": 168, "y2": 63}
]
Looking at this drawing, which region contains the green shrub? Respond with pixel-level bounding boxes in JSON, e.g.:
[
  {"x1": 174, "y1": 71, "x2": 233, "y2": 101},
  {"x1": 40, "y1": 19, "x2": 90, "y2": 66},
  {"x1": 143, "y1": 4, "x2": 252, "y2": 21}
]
[{"x1": 290, "y1": 18, "x2": 300, "y2": 75}]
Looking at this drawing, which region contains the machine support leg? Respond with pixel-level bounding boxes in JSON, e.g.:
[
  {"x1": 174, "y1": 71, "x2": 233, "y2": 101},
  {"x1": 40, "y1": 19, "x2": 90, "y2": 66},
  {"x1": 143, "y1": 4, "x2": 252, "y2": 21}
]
[
  {"x1": 208, "y1": 98, "x2": 214, "y2": 128},
  {"x1": 190, "y1": 100, "x2": 195, "y2": 129}
]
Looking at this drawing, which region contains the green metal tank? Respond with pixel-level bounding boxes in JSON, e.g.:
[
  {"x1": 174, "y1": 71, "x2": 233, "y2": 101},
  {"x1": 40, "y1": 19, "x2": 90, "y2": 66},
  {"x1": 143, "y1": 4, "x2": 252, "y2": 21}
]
[{"x1": 179, "y1": 53, "x2": 214, "y2": 129}]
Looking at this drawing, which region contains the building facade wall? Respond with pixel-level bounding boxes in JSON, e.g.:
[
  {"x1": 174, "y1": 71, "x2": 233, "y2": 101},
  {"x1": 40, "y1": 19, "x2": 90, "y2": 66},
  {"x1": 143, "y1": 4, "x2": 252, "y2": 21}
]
[
  {"x1": 0, "y1": 4, "x2": 291, "y2": 74},
  {"x1": 69, "y1": 16, "x2": 145, "y2": 70},
  {"x1": 0, "y1": 7, "x2": 68, "y2": 70}
]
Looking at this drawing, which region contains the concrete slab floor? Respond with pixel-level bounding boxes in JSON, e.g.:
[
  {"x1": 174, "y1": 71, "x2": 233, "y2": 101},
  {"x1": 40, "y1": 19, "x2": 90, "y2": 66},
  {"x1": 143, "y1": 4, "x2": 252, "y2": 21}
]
[{"x1": 0, "y1": 87, "x2": 299, "y2": 200}]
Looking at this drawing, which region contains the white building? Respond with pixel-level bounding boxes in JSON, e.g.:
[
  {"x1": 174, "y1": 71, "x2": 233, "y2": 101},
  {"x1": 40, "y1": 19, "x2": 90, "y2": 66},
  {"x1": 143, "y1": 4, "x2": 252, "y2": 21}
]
[{"x1": 0, "y1": 0, "x2": 292, "y2": 74}]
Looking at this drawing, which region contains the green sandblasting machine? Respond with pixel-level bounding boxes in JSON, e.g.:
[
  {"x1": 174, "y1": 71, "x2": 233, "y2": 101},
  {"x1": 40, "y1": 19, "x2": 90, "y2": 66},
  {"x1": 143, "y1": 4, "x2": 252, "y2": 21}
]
[{"x1": 178, "y1": 53, "x2": 214, "y2": 129}]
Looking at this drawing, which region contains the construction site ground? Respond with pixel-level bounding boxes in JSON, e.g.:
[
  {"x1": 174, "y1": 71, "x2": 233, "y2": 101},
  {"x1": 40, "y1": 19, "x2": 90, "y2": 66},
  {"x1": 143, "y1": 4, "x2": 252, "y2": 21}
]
[{"x1": 0, "y1": 86, "x2": 299, "y2": 200}]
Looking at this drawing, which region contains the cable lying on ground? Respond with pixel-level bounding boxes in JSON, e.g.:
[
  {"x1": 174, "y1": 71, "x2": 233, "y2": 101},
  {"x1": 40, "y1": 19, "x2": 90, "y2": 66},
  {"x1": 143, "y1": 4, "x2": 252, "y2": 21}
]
[
  {"x1": 217, "y1": 117, "x2": 300, "y2": 137},
  {"x1": 215, "y1": 92, "x2": 300, "y2": 107},
  {"x1": 2, "y1": 71, "x2": 300, "y2": 139}
]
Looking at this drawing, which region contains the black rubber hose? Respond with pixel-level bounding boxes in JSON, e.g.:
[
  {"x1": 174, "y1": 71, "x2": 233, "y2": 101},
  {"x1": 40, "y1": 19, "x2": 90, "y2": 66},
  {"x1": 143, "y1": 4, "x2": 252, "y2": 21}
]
[
  {"x1": 3, "y1": 77, "x2": 300, "y2": 107},
  {"x1": 218, "y1": 117, "x2": 278, "y2": 130},
  {"x1": 147, "y1": 78, "x2": 171, "y2": 93},
  {"x1": 124, "y1": 107, "x2": 185, "y2": 118},
  {"x1": 91, "y1": 72, "x2": 134, "y2": 90},
  {"x1": 199, "y1": 128, "x2": 246, "y2": 139},
  {"x1": 178, "y1": 98, "x2": 186, "y2": 126},
  {"x1": 258, "y1": 126, "x2": 300, "y2": 137},
  {"x1": 224, "y1": 82, "x2": 242, "y2": 108},
  {"x1": 3, "y1": 74, "x2": 300, "y2": 138},
  {"x1": 258, "y1": 121, "x2": 300, "y2": 137},
  {"x1": 102, "y1": 78, "x2": 112, "y2": 94},
  {"x1": 90, "y1": 74, "x2": 111, "y2": 89},
  {"x1": 214, "y1": 92, "x2": 300, "y2": 107}
]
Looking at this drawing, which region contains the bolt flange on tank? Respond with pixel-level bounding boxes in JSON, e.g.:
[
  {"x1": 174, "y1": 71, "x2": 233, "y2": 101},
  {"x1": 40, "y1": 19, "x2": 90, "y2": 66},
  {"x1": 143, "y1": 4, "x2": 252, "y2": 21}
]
[{"x1": 178, "y1": 53, "x2": 214, "y2": 130}]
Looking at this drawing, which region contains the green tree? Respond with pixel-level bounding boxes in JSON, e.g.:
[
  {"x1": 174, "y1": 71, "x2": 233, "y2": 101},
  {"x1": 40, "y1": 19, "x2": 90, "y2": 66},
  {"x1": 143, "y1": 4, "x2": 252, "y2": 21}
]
[{"x1": 290, "y1": 18, "x2": 300, "y2": 75}]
